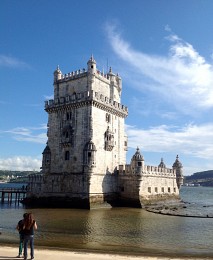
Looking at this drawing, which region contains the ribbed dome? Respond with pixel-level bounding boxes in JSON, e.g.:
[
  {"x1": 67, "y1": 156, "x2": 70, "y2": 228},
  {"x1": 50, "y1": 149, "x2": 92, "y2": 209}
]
[
  {"x1": 87, "y1": 55, "x2": 96, "y2": 64},
  {"x1": 173, "y1": 155, "x2": 183, "y2": 168},
  {"x1": 132, "y1": 147, "x2": 144, "y2": 161},
  {"x1": 84, "y1": 140, "x2": 97, "y2": 151},
  {"x1": 54, "y1": 65, "x2": 62, "y2": 74},
  {"x1": 158, "y1": 158, "x2": 166, "y2": 168}
]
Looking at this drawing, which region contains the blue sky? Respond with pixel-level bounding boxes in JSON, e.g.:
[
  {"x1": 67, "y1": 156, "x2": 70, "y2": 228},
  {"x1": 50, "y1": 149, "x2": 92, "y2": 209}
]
[{"x1": 1, "y1": 0, "x2": 213, "y2": 175}]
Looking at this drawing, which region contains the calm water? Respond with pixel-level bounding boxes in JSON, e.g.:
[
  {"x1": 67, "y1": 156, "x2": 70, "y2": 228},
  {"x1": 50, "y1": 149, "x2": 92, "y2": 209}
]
[{"x1": 0, "y1": 184, "x2": 213, "y2": 258}]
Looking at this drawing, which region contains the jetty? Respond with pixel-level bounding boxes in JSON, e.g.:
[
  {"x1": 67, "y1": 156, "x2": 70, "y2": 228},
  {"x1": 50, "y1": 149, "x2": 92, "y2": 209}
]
[{"x1": 0, "y1": 187, "x2": 27, "y2": 204}]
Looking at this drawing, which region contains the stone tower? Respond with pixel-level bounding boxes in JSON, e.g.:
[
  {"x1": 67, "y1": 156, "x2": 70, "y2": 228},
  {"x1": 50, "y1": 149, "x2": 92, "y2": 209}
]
[{"x1": 36, "y1": 56, "x2": 128, "y2": 207}]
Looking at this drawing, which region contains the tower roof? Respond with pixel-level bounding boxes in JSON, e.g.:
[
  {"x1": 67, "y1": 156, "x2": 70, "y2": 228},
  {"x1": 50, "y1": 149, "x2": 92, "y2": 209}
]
[
  {"x1": 132, "y1": 147, "x2": 144, "y2": 161},
  {"x1": 173, "y1": 155, "x2": 183, "y2": 168},
  {"x1": 84, "y1": 139, "x2": 97, "y2": 151},
  {"x1": 87, "y1": 55, "x2": 96, "y2": 64},
  {"x1": 54, "y1": 65, "x2": 62, "y2": 74},
  {"x1": 158, "y1": 158, "x2": 166, "y2": 168}
]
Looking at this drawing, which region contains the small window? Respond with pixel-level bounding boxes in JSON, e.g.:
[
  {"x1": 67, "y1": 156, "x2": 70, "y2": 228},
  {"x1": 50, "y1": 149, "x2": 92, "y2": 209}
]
[
  {"x1": 106, "y1": 113, "x2": 111, "y2": 123},
  {"x1": 161, "y1": 187, "x2": 164, "y2": 193},
  {"x1": 65, "y1": 151, "x2": 70, "y2": 161},
  {"x1": 168, "y1": 187, "x2": 171, "y2": 193},
  {"x1": 148, "y1": 187, "x2": 151, "y2": 193},
  {"x1": 138, "y1": 162, "x2": 142, "y2": 166},
  {"x1": 174, "y1": 188, "x2": 176, "y2": 193},
  {"x1": 155, "y1": 187, "x2": 158, "y2": 193},
  {"x1": 88, "y1": 152, "x2": 91, "y2": 157}
]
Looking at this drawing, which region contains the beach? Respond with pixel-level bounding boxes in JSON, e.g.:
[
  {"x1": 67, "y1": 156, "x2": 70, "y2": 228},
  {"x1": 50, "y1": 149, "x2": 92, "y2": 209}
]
[{"x1": 0, "y1": 246, "x2": 208, "y2": 260}]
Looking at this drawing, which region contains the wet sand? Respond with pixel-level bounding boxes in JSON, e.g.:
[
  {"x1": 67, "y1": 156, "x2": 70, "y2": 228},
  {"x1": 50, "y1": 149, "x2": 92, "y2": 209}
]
[{"x1": 0, "y1": 246, "x2": 209, "y2": 260}]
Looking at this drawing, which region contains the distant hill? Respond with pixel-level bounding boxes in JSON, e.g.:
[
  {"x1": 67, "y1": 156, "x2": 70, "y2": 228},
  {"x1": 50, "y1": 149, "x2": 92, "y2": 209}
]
[{"x1": 184, "y1": 170, "x2": 213, "y2": 187}]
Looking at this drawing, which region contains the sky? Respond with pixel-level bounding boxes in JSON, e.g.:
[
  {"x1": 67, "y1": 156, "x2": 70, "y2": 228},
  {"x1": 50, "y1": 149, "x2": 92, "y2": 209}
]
[{"x1": 0, "y1": 0, "x2": 213, "y2": 175}]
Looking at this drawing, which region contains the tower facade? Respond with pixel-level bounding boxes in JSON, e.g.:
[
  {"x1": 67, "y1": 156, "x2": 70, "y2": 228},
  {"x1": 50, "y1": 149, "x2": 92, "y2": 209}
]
[
  {"x1": 28, "y1": 57, "x2": 128, "y2": 208},
  {"x1": 44, "y1": 56, "x2": 127, "y2": 175}
]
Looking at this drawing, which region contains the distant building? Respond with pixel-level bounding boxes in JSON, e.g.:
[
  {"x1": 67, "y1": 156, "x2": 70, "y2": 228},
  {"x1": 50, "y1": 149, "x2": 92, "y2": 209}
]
[{"x1": 26, "y1": 57, "x2": 183, "y2": 208}]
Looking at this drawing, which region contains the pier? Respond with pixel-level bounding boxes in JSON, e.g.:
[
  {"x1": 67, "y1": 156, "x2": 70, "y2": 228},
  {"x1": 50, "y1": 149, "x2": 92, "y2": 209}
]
[{"x1": 0, "y1": 187, "x2": 27, "y2": 204}]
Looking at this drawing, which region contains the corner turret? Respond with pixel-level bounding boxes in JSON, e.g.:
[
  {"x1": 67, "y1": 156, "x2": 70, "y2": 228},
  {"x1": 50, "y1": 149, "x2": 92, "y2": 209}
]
[
  {"x1": 83, "y1": 139, "x2": 97, "y2": 171},
  {"x1": 173, "y1": 155, "x2": 184, "y2": 188},
  {"x1": 87, "y1": 55, "x2": 96, "y2": 74},
  {"x1": 54, "y1": 65, "x2": 62, "y2": 82},
  {"x1": 42, "y1": 143, "x2": 51, "y2": 173},
  {"x1": 158, "y1": 158, "x2": 166, "y2": 168},
  {"x1": 130, "y1": 147, "x2": 144, "y2": 174}
]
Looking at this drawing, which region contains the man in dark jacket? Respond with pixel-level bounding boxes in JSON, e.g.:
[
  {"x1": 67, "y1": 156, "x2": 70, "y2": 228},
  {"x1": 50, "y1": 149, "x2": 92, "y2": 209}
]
[{"x1": 16, "y1": 213, "x2": 28, "y2": 258}]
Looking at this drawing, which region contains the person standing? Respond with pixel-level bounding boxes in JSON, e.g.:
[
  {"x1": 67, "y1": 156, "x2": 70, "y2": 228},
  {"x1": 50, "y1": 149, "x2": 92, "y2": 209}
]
[
  {"x1": 16, "y1": 213, "x2": 28, "y2": 258},
  {"x1": 23, "y1": 213, "x2": 37, "y2": 260}
]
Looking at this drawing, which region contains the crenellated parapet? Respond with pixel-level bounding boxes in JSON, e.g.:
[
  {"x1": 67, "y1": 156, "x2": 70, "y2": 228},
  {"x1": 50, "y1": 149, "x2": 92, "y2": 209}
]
[
  {"x1": 55, "y1": 68, "x2": 87, "y2": 83},
  {"x1": 54, "y1": 67, "x2": 118, "y2": 84},
  {"x1": 118, "y1": 164, "x2": 176, "y2": 177},
  {"x1": 44, "y1": 90, "x2": 128, "y2": 116},
  {"x1": 142, "y1": 165, "x2": 176, "y2": 177}
]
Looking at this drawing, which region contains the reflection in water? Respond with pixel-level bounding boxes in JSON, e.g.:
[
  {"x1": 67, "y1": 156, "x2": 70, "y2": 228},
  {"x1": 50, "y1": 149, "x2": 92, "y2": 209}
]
[{"x1": 0, "y1": 186, "x2": 213, "y2": 257}]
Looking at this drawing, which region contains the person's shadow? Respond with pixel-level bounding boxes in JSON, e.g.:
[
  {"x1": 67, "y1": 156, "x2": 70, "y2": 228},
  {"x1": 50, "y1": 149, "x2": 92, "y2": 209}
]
[{"x1": 0, "y1": 256, "x2": 20, "y2": 260}]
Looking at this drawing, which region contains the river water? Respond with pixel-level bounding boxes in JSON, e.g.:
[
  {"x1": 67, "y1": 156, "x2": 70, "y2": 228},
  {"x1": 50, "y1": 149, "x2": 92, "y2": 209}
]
[{"x1": 0, "y1": 184, "x2": 212, "y2": 258}]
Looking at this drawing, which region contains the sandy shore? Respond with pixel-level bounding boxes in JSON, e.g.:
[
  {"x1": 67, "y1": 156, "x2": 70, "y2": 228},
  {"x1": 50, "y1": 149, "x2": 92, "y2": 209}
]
[{"x1": 0, "y1": 246, "x2": 208, "y2": 260}]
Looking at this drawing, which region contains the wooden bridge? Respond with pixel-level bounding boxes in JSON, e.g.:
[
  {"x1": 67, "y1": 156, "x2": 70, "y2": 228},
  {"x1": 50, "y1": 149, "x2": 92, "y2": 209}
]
[{"x1": 0, "y1": 187, "x2": 27, "y2": 204}]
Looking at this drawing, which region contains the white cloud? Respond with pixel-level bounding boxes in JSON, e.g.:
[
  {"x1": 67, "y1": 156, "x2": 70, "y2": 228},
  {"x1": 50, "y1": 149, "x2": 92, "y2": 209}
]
[
  {"x1": 126, "y1": 123, "x2": 213, "y2": 160},
  {"x1": 0, "y1": 54, "x2": 30, "y2": 69},
  {"x1": 44, "y1": 95, "x2": 54, "y2": 100},
  {"x1": 4, "y1": 125, "x2": 47, "y2": 144},
  {"x1": 0, "y1": 156, "x2": 41, "y2": 171},
  {"x1": 105, "y1": 23, "x2": 213, "y2": 114}
]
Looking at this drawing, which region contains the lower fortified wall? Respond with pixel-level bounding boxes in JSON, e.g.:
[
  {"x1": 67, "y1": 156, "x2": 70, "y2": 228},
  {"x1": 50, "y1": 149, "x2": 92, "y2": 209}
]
[{"x1": 25, "y1": 148, "x2": 183, "y2": 209}]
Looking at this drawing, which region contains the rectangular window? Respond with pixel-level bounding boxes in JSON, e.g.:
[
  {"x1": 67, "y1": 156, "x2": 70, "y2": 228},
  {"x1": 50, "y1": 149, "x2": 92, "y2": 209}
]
[
  {"x1": 65, "y1": 151, "x2": 70, "y2": 160},
  {"x1": 174, "y1": 188, "x2": 176, "y2": 193},
  {"x1": 168, "y1": 187, "x2": 171, "y2": 193},
  {"x1": 155, "y1": 187, "x2": 158, "y2": 193},
  {"x1": 161, "y1": 187, "x2": 164, "y2": 193},
  {"x1": 148, "y1": 187, "x2": 151, "y2": 193},
  {"x1": 138, "y1": 162, "x2": 142, "y2": 166}
]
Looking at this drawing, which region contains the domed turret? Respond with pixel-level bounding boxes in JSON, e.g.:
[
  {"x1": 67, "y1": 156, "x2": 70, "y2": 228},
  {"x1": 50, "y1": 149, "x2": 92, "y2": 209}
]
[
  {"x1": 83, "y1": 139, "x2": 97, "y2": 169},
  {"x1": 158, "y1": 158, "x2": 166, "y2": 168},
  {"x1": 130, "y1": 147, "x2": 144, "y2": 174},
  {"x1": 173, "y1": 155, "x2": 184, "y2": 188},
  {"x1": 87, "y1": 55, "x2": 96, "y2": 74},
  {"x1": 54, "y1": 65, "x2": 62, "y2": 82},
  {"x1": 42, "y1": 143, "x2": 51, "y2": 172},
  {"x1": 84, "y1": 139, "x2": 97, "y2": 152}
]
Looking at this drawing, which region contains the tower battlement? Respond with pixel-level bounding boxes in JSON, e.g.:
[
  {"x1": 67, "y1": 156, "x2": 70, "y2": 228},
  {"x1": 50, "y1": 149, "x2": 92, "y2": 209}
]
[
  {"x1": 45, "y1": 90, "x2": 128, "y2": 116},
  {"x1": 118, "y1": 164, "x2": 175, "y2": 176}
]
